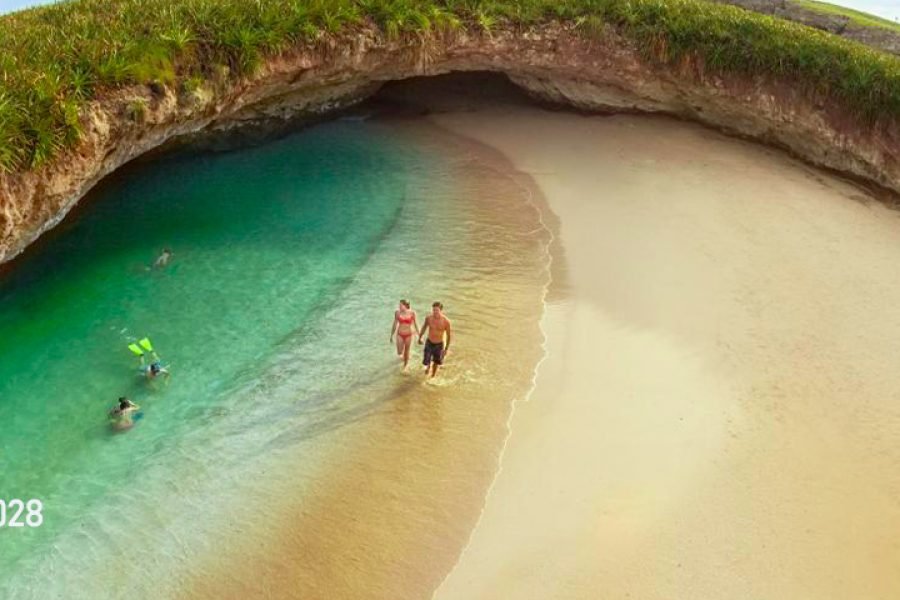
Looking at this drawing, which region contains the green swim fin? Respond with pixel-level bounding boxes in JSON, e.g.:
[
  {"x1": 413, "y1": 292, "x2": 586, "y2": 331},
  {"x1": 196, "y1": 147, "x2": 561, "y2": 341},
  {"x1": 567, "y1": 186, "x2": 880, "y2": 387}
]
[
  {"x1": 128, "y1": 343, "x2": 144, "y2": 356},
  {"x1": 138, "y1": 337, "x2": 154, "y2": 352}
]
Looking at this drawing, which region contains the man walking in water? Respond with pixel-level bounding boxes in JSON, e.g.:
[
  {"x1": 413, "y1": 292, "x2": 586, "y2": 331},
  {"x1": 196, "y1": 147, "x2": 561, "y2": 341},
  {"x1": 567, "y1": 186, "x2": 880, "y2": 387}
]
[{"x1": 418, "y1": 301, "x2": 452, "y2": 378}]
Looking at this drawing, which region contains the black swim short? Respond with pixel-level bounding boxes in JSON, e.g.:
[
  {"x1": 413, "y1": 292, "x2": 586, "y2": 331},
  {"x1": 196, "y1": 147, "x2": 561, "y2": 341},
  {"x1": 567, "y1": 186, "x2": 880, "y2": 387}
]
[{"x1": 423, "y1": 340, "x2": 444, "y2": 366}]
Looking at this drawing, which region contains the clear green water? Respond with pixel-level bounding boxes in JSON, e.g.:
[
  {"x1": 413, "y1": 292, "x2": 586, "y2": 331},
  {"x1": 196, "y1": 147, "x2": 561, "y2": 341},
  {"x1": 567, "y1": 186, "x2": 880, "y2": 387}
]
[{"x1": 0, "y1": 120, "x2": 439, "y2": 595}]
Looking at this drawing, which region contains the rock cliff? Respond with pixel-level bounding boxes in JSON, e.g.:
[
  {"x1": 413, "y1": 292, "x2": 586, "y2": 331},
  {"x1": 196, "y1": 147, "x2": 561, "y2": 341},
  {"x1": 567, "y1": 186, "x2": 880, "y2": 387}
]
[{"x1": 1, "y1": 24, "x2": 897, "y2": 264}]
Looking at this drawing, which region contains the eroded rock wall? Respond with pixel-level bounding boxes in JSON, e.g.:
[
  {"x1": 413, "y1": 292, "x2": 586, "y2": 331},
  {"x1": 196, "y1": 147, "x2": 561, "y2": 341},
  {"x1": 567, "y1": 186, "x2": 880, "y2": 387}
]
[{"x1": 1, "y1": 24, "x2": 897, "y2": 264}]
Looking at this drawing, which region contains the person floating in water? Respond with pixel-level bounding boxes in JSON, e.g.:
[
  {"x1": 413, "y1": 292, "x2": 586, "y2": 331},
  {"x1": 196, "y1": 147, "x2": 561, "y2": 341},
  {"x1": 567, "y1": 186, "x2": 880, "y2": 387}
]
[
  {"x1": 128, "y1": 337, "x2": 170, "y2": 380},
  {"x1": 109, "y1": 396, "x2": 140, "y2": 431},
  {"x1": 153, "y1": 248, "x2": 173, "y2": 268},
  {"x1": 390, "y1": 299, "x2": 420, "y2": 371},
  {"x1": 418, "y1": 301, "x2": 452, "y2": 379},
  {"x1": 144, "y1": 360, "x2": 170, "y2": 380}
]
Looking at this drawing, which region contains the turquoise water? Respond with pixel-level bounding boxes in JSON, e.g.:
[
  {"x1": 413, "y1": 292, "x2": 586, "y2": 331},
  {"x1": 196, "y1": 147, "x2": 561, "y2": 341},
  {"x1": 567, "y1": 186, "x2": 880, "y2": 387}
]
[
  {"x1": 0, "y1": 120, "x2": 432, "y2": 594},
  {"x1": 0, "y1": 116, "x2": 550, "y2": 598}
]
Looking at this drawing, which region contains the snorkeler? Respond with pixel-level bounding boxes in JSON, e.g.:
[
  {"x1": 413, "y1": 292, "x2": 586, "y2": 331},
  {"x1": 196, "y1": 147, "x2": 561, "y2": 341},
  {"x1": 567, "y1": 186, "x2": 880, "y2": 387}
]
[
  {"x1": 153, "y1": 248, "x2": 173, "y2": 268},
  {"x1": 145, "y1": 360, "x2": 170, "y2": 379},
  {"x1": 127, "y1": 337, "x2": 170, "y2": 379},
  {"x1": 109, "y1": 396, "x2": 140, "y2": 431}
]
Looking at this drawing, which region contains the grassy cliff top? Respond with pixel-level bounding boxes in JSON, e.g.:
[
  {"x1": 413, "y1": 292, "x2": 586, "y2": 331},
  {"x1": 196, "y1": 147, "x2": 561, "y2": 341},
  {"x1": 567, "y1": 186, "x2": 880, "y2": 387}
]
[
  {"x1": 792, "y1": 0, "x2": 900, "y2": 33},
  {"x1": 1, "y1": 0, "x2": 899, "y2": 173}
]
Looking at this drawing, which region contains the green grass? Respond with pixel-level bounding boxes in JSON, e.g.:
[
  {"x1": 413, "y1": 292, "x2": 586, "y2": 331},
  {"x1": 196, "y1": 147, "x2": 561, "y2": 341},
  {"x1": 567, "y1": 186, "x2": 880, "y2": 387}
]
[
  {"x1": 1, "y1": 0, "x2": 899, "y2": 174},
  {"x1": 793, "y1": 0, "x2": 900, "y2": 33}
]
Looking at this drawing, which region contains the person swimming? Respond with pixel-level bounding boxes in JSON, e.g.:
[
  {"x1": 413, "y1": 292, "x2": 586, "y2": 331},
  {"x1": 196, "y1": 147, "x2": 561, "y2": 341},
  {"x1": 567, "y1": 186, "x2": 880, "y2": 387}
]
[
  {"x1": 109, "y1": 396, "x2": 138, "y2": 416},
  {"x1": 153, "y1": 248, "x2": 173, "y2": 268},
  {"x1": 144, "y1": 360, "x2": 169, "y2": 379},
  {"x1": 128, "y1": 337, "x2": 170, "y2": 379},
  {"x1": 109, "y1": 396, "x2": 140, "y2": 431}
]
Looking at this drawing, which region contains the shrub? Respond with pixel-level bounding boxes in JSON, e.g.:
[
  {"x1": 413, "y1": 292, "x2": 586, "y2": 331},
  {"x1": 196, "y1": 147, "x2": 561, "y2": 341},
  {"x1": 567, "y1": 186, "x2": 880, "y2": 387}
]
[{"x1": 126, "y1": 97, "x2": 148, "y2": 123}]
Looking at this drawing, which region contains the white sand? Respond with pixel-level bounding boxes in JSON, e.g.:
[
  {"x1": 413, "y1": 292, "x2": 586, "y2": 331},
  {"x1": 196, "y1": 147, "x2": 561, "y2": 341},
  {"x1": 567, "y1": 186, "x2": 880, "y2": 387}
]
[{"x1": 432, "y1": 107, "x2": 900, "y2": 600}]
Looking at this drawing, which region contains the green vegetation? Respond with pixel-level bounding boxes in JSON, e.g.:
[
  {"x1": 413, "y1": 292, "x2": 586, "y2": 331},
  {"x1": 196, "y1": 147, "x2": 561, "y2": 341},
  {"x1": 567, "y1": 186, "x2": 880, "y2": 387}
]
[
  {"x1": 793, "y1": 0, "x2": 900, "y2": 33},
  {"x1": 1, "y1": 0, "x2": 899, "y2": 173},
  {"x1": 126, "y1": 98, "x2": 148, "y2": 123}
]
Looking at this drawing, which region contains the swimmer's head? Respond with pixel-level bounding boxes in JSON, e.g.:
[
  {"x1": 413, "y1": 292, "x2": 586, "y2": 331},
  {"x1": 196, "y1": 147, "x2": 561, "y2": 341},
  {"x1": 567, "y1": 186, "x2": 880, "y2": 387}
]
[
  {"x1": 150, "y1": 362, "x2": 161, "y2": 375},
  {"x1": 118, "y1": 397, "x2": 129, "y2": 410},
  {"x1": 399, "y1": 299, "x2": 410, "y2": 309},
  {"x1": 432, "y1": 301, "x2": 443, "y2": 316}
]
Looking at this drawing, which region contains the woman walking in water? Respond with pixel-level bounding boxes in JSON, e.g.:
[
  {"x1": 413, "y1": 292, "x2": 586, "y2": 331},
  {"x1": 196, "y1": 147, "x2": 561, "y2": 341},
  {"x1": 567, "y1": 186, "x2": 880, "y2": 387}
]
[{"x1": 390, "y1": 299, "x2": 419, "y2": 371}]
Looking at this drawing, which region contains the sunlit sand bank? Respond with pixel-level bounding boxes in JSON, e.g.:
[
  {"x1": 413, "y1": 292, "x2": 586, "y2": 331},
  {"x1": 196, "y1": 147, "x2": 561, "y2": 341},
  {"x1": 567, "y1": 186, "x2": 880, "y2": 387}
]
[{"x1": 433, "y1": 103, "x2": 900, "y2": 600}]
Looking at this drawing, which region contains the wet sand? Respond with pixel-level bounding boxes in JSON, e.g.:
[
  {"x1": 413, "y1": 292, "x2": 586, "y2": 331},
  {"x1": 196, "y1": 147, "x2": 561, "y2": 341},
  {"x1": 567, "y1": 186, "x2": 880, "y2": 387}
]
[
  {"x1": 178, "y1": 120, "x2": 551, "y2": 600},
  {"x1": 433, "y1": 106, "x2": 900, "y2": 599}
]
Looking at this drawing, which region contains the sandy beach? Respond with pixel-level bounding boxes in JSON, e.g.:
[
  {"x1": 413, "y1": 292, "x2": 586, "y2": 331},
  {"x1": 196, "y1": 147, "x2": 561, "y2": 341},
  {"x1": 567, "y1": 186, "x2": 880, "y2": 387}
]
[
  {"x1": 4, "y1": 1, "x2": 900, "y2": 595},
  {"x1": 175, "y1": 119, "x2": 551, "y2": 600},
  {"x1": 432, "y1": 106, "x2": 900, "y2": 599}
]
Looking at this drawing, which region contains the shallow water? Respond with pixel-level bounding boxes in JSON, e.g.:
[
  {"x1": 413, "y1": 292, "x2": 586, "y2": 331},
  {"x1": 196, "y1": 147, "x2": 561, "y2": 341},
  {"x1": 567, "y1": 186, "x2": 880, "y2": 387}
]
[
  {"x1": 432, "y1": 106, "x2": 900, "y2": 600},
  {"x1": 0, "y1": 120, "x2": 409, "y2": 586},
  {"x1": 0, "y1": 118, "x2": 549, "y2": 598}
]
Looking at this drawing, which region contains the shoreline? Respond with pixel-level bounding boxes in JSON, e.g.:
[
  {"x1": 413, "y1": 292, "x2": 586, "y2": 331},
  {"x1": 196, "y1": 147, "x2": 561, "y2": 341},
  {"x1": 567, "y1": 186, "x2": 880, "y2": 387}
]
[
  {"x1": 429, "y1": 129, "x2": 561, "y2": 600},
  {"x1": 177, "y1": 117, "x2": 553, "y2": 600},
  {"x1": 432, "y1": 104, "x2": 900, "y2": 599}
]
